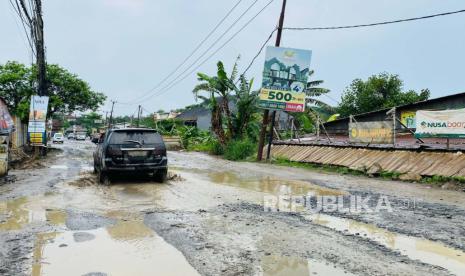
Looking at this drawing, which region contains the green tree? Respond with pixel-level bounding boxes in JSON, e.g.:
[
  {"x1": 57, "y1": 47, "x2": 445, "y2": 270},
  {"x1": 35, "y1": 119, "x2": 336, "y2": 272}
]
[
  {"x1": 0, "y1": 61, "x2": 106, "y2": 121},
  {"x1": 40, "y1": 64, "x2": 106, "y2": 117},
  {"x1": 0, "y1": 61, "x2": 34, "y2": 119},
  {"x1": 337, "y1": 72, "x2": 430, "y2": 117},
  {"x1": 193, "y1": 61, "x2": 237, "y2": 144},
  {"x1": 231, "y1": 76, "x2": 259, "y2": 140}
]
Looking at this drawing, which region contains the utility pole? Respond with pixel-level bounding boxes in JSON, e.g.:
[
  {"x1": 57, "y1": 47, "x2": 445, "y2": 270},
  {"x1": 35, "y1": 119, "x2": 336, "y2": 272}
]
[
  {"x1": 34, "y1": 0, "x2": 46, "y2": 97},
  {"x1": 16, "y1": 0, "x2": 47, "y2": 96},
  {"x1": 137, "y1": 105, "x2": 141, "y2": 127},
  {"x1": 108, "y1": 100, "x2": 116, "y2": 129},
  {"x1": 257, "y1": 0, "x2": 287, "y2": 161}
]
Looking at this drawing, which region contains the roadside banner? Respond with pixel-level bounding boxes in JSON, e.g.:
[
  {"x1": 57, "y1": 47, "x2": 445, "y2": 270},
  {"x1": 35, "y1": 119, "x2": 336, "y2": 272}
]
[
  {"x1": 415, "y1": 109, "x2": 465, "y2": 138},
  {"x1": 0, "y1": 98, "x2": 14, "y2": 133},
  {"x1": 28, "y1": 95, "x2": 49, "y2": 145},
  {"x1": 349, "y1": 121, "x2": 394, "y2": 144},
  {"x1": 258, "y1": 46, "x2": 312, "y2": 113}
]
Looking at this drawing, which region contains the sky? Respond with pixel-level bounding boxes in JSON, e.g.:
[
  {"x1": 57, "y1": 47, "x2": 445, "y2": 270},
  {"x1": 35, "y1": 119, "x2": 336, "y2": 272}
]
[{"x1": 1, "y1": 0, "x2": 465, "y2": 116}]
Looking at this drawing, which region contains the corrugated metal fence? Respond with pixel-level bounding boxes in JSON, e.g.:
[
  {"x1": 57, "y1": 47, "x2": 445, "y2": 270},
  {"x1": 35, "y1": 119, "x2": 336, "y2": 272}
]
[{"x1": 270, "y1": 144, "x2": 465, "y2": 178}]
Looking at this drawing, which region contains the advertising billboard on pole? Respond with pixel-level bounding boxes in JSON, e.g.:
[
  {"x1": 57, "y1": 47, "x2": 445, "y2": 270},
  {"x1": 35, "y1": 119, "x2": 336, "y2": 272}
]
[
  {"x1": 415, "y1": 109, "x2": 465, "y2": 138},
  {"x1": 258, "y1": 46, "x2": 312, "y2": 113},
  {"x1": 28, "y1": 95, "x2": 49, "y2": 145}
]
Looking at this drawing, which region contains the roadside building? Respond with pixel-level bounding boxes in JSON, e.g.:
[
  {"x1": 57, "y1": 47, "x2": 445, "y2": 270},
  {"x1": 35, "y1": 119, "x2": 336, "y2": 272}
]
[
  {"x1": 153, "y1": 111, "x2": 179, "y2": 122},
  {"x1": 322, "y1": 91, "x2": 465, "y2": 146}
]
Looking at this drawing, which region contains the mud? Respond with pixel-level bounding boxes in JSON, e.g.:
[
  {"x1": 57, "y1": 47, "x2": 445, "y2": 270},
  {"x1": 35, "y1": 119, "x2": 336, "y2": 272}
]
[{"x1": 0, "y1": 142, "x2": 464, "y2": 275}]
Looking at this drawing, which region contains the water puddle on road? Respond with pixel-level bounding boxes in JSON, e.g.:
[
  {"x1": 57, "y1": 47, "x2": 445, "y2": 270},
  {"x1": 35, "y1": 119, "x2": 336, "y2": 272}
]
[
  {"x1": 260, "y1": 255, "x2": 355, "y2": 276},
  {"x1": 308, "y1": 213, "x2": 465, "y2": 275},
  {"x1": 208, "y1": 172, "x2": 346, "y2": 197},
  {"x1": 32, "y1": 220, "x2": 200, "y2": 276},
  {"x1": 0, "y1": 196, "x2": 66, "y2": 230}
]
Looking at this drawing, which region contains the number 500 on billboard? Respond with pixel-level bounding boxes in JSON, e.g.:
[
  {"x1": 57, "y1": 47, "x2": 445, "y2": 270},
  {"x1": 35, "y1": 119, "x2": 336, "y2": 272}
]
[{"x1": 258, "y1": 88, "x2": 306, "y2": 112}]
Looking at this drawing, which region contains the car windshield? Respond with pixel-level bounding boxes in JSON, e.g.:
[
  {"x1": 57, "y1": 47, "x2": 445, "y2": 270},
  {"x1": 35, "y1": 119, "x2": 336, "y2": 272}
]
[
  {"x1": 54, "y1": 133, "x2": 63, "y2": 138},
  {"x1": 109, "y1": 131, "x2": 161, "y2": 145}
]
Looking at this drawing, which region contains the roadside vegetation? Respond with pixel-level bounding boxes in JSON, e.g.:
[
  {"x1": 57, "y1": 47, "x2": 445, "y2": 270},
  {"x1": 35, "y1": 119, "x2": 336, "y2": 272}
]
[{"x1": 0, "y1": 61, "x2": 106, "y2": 121}]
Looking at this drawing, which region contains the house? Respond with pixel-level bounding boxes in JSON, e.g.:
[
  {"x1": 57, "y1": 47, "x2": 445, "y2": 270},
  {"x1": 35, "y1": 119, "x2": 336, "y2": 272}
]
[
  {"x1": 176, "y1": 106, "x2": 211, "y2": 130},
  {"x1": 262, "y1": 57, "x2": 309, "y2": 90},
  {"x1": 153, "y1": 111, "x2": 179, "y2": 121},
  {"x1": 176, "y1": 99, "x2": 294, "y2": 131}
]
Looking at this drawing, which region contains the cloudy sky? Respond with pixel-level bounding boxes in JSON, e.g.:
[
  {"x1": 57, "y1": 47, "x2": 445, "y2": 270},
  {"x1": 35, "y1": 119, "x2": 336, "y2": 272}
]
[{"x1": 1, "y1": 0, "x2": 465, "y2": 116}]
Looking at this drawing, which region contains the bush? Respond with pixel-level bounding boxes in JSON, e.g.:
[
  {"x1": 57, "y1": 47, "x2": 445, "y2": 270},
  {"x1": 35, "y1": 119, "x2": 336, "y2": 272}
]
[
  {"x1": 223, "y1": 139, "x2": 256, "y2": 161},
  {"x1": 209, "y1": 139, "x2": 224, "y2": 155}
]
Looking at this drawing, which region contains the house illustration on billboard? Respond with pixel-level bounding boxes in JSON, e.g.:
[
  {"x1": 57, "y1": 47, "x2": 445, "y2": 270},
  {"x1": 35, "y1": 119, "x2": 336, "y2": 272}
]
[{"x1": 262, "y1": 47, "x2": 312, "y2": 91}]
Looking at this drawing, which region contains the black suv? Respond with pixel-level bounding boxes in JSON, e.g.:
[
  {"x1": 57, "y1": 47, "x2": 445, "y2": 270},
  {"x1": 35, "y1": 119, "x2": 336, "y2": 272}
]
[{"x1": 93, "y1": 128, "x2": 167, "y2": 183}]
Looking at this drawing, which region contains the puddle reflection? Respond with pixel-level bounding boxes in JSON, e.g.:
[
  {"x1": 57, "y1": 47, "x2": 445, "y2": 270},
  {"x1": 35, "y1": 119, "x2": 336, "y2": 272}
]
[
  {"x1": 208, "y1": 172, "x2": 346, "y2": 197},
  {"x1": 32, "y1": 220, "x2": 200, "y2": 276}
]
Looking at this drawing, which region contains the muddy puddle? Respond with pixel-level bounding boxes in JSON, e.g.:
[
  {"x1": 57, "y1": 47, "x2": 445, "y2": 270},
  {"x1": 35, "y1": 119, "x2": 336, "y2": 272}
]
[
  {"x1": 207, "y1": 171, "x2": 346, "y2": 197},
  {"x1": 32, "y1": 220, "x2": 200, "y2": 276},
  {"x1": 308, "y1": 213, "x2": 465, "y2": 275},
  {"x1": 0, "y1": 196, "x2": 66, "y2": 230},
  {"x1": 178, "y1": 169, "x2": 465, "y2": 275},
  {"x1": 260, "y1": 255, "x2": 355, "y2": 276}
]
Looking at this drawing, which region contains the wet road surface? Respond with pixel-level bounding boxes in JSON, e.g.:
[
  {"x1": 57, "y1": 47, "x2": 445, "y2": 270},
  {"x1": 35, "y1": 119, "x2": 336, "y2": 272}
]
[{"x1": 0, "y1": 141, "x2": 464, "y2": 276}]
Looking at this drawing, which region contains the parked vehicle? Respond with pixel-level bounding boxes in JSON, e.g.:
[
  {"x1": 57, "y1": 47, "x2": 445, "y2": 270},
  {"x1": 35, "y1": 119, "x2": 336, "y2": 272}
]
[
  {"x1": 67, "y1": 133, "x2": 75, "y2": 140},
  {"x1": 93, "y1": 128, "x2": 167, "y2": 184},
  {"x1": 52, "y1": 133, "x2": 64, "y2": 144},
  {"x1": 76, "y1": 132, "x2": 86, "y2": 140}
]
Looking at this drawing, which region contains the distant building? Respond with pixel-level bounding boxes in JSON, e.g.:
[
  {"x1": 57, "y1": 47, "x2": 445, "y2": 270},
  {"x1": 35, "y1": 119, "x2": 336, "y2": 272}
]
[
  {"x1": 176, "y1": 99, "x2": 294, "y2": 131},
  {"x1": 153, "y1": 111, "x2": 179, "y2": 121}
]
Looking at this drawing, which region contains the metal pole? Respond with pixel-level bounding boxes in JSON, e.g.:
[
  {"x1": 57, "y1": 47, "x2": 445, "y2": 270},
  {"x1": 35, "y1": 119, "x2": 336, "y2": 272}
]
[
  {"x1": 108, "y1": 101, "x2": 115, "y2": 129},
  {"x1": 137, "y1": 105, "x2": 141, "y2": 127},
  {"x1": 263, "y1": 0, "x2": 287, "y2": 161}
]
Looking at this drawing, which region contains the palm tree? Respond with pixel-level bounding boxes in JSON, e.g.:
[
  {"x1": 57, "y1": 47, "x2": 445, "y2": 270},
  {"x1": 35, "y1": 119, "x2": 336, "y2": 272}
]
[
  {"x1": 293, "y1": 70, "x2": 333, "y2": 132},
  {"x1": 192, "y1": 61, "x2": 237, "y2": 144}
]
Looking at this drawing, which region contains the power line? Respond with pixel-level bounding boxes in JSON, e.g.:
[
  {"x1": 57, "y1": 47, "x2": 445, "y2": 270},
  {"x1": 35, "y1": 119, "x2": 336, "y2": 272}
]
[
  {"x1": 139, "y1": 0, "x2": 276, "y2": 103},
  {"x1": 284, "y1": 9, "x2": 465, "y2": 31},
  {"x1": 239, "y1": 27, "x2": 277, "y2": 81},
  {"x1": 120, "y1": 0, "x2": 244, "y2": 105},
  {"x1": 128, "y1": 0, "x2": 264, "y2": 104}
]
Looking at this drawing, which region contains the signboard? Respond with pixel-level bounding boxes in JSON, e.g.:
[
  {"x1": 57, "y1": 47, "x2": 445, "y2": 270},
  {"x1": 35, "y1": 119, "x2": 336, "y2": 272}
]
[
  {"x1": 0, "y1": 98, "x2": 14, "y2": 133},
  {"x1": 258, "y1": 88, "x2": 306, "y2": 112},
  {"x1": 400, "y1": 111, "x2": 416, "y2": 129},
  {"x1": 258, "y1": 46, "x2": 312, "y2": 113},
  {"x1": 415, "y1": 109, "x2": 465, "y2": 138},
  {"x1": 28, "y1": 95, "x2": 49, "y2": 145},
  {"x1": 349, "y1": 121, "x2": 394, "y2": 144}
]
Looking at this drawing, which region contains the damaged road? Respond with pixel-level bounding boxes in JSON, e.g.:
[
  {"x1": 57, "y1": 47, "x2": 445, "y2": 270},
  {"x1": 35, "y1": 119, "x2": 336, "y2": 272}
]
[{"x1": 0, "y1": 141, "x2": 464, "y2": 275}]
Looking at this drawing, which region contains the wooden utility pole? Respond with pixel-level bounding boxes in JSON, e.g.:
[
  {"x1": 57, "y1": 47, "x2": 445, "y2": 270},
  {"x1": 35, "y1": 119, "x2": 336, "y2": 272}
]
[
  {"x1": 257, "y1": 0, "x2": 287, "y2": 161},
  {"x1": 108, "y1": 101, "x2": 116, "y2": 129},
  {"x1": 34, "y1": 0, "x2": 46, "y2": 96},
  {"x1": 16, "y1": 0, "x2": 47, "y2": 96}
]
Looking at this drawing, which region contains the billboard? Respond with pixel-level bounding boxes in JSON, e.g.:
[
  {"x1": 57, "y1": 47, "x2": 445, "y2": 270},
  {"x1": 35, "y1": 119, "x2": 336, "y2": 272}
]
[
  {"x1": 28, "y1": 95, "x2": 49, "y2": 145},
  {"x1": 415, "y1": 109, "x2": 465, "y2": 138},
  {"x1": 258, "y1": 46, "x2": 312, "y2": 113},
  {"x1": 349, "y1": 121, "x2": 394, "y2": 144}
]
